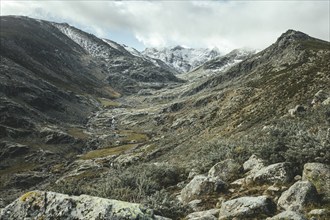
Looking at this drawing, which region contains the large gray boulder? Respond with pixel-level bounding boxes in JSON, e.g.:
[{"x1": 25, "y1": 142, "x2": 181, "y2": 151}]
[
  {"x1": 180, "y1": 175, "x2": 227, "y2": 204},
  {"x1": 266, "y1": 211, "x2": 307, "y2": 220},
  {"x1": 243, "y1": 154, "x2": 265, "y2": 173},
  {"x1": 0, "y1": 190, "x2": 159, "y2": 219},
  {"x1": 208, "y1": 159, "x2": 242, "y2": 182},
  {"x1": 302, "y1": 163, "x2": 330, "y2": 202},
  {"x1": 277, "y1": 181, "x2": 318, "y2": 211},
  {"x1": 252, "y1": 162, "x2": 294, "y2": 185},
  {"x1": 185, "y1": 209, "x2": 219, "y2": 220},
  {"x1": 219, "y1": 196, "x2": 276, "y2": 219}
]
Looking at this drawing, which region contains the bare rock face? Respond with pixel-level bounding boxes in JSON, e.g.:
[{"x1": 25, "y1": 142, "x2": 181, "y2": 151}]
[
  {"x1": 0, "y1": 190, "x2": 159, "y2": 219},
  {"x1": 208, "y1": 159, "x2": 242, "y2": 182},
  {"x1": 302, "y1": 163, "x2": 330, "y2": 202},
  {"x1": 252, "y1": 162, "x2": 294, "y2": 185},
  {"x1": 219, "y1": 196, "x2": 276, "y2": 220},
  {"x1": 277, "y1": 181, "x2": 318, "y2": 212},
  {"x1": 266, "y1": 211, "x2": 307, "y2": 220},
  {"x1": 243, "y1": 154, "x2": 265, "y2": 173},
  {"x1": 180, "y1": 175, "x2": 227, "y2": 204},
  {"x1": 185, "y1": 209, "x2": 219, "y2": 220}
]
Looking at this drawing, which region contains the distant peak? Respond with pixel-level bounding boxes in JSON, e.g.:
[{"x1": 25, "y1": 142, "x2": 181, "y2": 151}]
[
  {"x1": 171, "y1": 45, "x2": 186, "y2": 51},
  {"x1": 277, "y1": 29, "x2": 311, "y2": 43}
]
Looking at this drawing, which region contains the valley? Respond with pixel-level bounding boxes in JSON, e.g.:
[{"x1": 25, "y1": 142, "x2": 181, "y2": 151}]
[{"x1": 0, "y1": 16, "x2": 330, "y2": 219}]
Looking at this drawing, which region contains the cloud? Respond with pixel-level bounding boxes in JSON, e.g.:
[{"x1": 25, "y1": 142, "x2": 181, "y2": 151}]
[{"x1": 1, "y1": 1, "x2": 329, "y2": 52}]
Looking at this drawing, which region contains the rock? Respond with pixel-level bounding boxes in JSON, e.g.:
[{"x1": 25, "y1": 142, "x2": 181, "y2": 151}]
[
  {"x1": 308, "y1": 209, "x2": 329, "y2": 219},
  {"x1": 311, "y1": 89, "x2": 329, "y2": 105},
  {"x1": 252, "y1": 162, "x2": 294, "y2": 185},
  {"x1": 186, "y1": 209, "x2": 219, "y2": 220},
  {"x1": 243, "y1": 154, "x2": 265, "y2": 172},
  {"x1": 277, "y1": 181, "x2": 318, "y2": 211},
  {"x1": 0, "y1": 141, "x2": 29, "y2": 160},
  {"x1": 208, "y1": 159, "x2": 242, "y2": 182},
  {"x1": 266, "y1": 211, "x2": 307, "y2": 220},
  {"x1": 187, "y1": 199, "x2": 203, "y2": 212},
  {"x1": 7, "y1": 172, "x2": 48, "y2": 189},
  {"x1": 0, "y1": 190, "x2": 160, "y2": 219},
  {"x1": 40, "y1": 127, "x2": 77, "y2": 144},
  {"x1": 322, "y1": 97, "x2": 330, "y2": 105},
  {"x1": 302, "y1": 163, "x2": 330, "y2": 202},
  {"x1": 180, "y1": 175, "x2": 227, "y2": 204},
  {"x1": 288, "y1": 105, "x2": 306, "y2": 116},
  {"x1": 219, "y1": 196, "x2": 276, "y2": 219}
]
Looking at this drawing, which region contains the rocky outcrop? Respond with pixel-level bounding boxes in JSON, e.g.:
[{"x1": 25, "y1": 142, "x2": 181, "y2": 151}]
[
  {"x1": 208, "y1": 159, "x2": 242, "y2": 182},
  {"x1": 266, "y1": 211, "x2": 307, "y2": 220},
  {"x1": 219, "y1": 196, "x2": 276, "y2": 219},
  {"x1": 0, "y1": 190, "x2": 160, "y2": 219},
  {"x1": 302, "y1": 163, "x2": 330, "y2": 202},
  {"x1": 0, "y1": 142, "x2": 29, "y2": 160},
  {"x1": 185, "y1": 209, "x2": 219, "y2": 220},
  {"x1": 180, "y1": 175, "x2": 227, "y2": 204},
  {"x1": 252, "y1": 162, "x2": 294, "y2": 185},
  {"x1": 277, "y1": 181, "x2": 318, "y2": 211},
  {"x1": 243, "y1": 154, "x2": 265, "y2": 173}
]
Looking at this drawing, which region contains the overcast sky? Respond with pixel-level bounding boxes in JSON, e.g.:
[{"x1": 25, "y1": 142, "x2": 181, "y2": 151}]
[{"x1": 1, "y1": 1, "x2": 329, "y2": 53}]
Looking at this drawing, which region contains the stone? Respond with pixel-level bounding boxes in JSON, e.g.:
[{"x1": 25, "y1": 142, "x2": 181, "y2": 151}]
[
  {"x1": 252, "y1": 162, "x2": 294, "y2": 185},
  {"x1": 219, "y1": 196, "x2": 276, "y2": 219},
  {"x1": 187, "y1": 199, "x2": 203, "y2": 212},
  {"x1": 277, "y1": 181, "x2": 318, "y2": 211},
  {"x1": 0, "y1": 142, "x2": 30, "y2": 160},
  {"x1": 0, "y1": 190, "x2": 160, "y2": 219},
  {"x1": 186, "y1": 209, "x2": 219, "y2": 220},
  {"x1": 243, "y1": 154, "x2": 265, "y2": 172},
  {"x1": 208, "y1": 159, "x2": 242, "y2": 182},
  {"x1": 288, "y1": 105, "x2": 306, "y2": 117},
  {"x1": 266, "y1": 211, "x2": 307, "y2": 220},
  {"x1": 180, "y1": 175, "x2": 227, "y2": 204},
  {"x1": 302, "y1": 163, "x2": 330, "y2": 202},
  {"x1": 308, "y1": 209, "x2": 329, "y2": 219}
]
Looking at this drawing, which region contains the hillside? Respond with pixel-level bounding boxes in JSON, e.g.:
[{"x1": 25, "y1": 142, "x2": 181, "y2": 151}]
[{"x1": 1, "y1": 16, "x2": 330, "y2": 220}]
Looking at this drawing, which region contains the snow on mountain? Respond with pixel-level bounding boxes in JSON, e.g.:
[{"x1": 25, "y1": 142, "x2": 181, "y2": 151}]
[
  {"x1": 142, "y1": 46, "x2": 221, "y2": 73},
  {"x1": 53, "y1": 23, "x2": 126, "y2": 60}
]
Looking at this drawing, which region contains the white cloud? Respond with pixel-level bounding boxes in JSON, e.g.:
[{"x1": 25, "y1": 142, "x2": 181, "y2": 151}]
[{"x1": 1, "y1": 0, "x2": 329, "y2": 52}]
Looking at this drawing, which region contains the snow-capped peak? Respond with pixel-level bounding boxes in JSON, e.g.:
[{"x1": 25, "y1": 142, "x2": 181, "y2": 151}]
[{"x1": 142, "y1": 46, "x2": 221, "y2": 73}]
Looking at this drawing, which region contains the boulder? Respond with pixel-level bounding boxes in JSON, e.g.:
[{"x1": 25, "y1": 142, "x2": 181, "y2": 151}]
[
  {"x1": 219, "y1": 196, "x2": 276, "y2": 219},
  {"x1": 243, "y1": 154, "x2": 265, "y2": 172},
  {"x1": 208, "y1": 159, "x2": 242, "y2": 182},
  {"x1": 0, "y1": 190, "x2": 160, "y2": 219},
  {"x1": 308, "y1": 209, "x2": 329, "y2": 219},
  {"x1": 252, "y1": 162, "x2": 294, "y2": 185},
  {"x1": 266, "y1": 211, "x2": 307, "y2": 220},
  {"x1": 186, "y1": 209, "x2": 219, "y2": 220},
  {"x1": 302, "y1": 163, "x2": 330, "y2": 202},
  {"x1": 180, "y1": 175, "x2": 227, "y2": 204},
  {"x1": 288, "y1": 105, "x2": 306, "y2": 117},
  {"x1": 277, "y1": 181, "x2": 318, "y2": 211}
]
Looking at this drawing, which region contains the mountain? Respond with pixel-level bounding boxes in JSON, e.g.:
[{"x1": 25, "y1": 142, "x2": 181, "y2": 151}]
[
  {"x1": 142, "y1": 46, "x2": 221, "y2": 73},
  {"x1": 53, "y1": 22, "x2": 182, "y2": 94},
  {"x1": 180, "y1": 48, "x2": 256, "y2": 82},
  {"x1": 1, "y1": 16, "x2": 330, "y2": 220}
]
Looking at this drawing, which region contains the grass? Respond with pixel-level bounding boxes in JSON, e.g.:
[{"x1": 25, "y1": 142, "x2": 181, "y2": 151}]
[
  {"x1": 79, "y1": 144, "x2": 137, "y2": 160},
  {"x1": 0, "y1": 163, "x2": 37, "y2": 176},
  {"x1": 117, "y1": 130, "x2": 149, "y2": 144},
  {"x1": 67, "y1": 127, "x2": 89, "y2": 140},
  {"x1": 97, "y1": 98, "x2": 121, "y2": 108}
]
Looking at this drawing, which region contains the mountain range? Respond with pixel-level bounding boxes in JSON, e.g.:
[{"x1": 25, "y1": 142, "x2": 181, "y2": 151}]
[{"x1": 1, "y1": 16, "x2": 330, "y2": 219}]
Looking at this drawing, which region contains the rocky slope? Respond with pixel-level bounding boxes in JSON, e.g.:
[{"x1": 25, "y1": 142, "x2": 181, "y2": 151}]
[
  {"x1": 53, "y1": 22, "x2": 181, "y2": 94},
  {"x1": 1, "y1": 16, "x2": 330, "y2": 220},
  {"x1": 142, "y1": 46, "x2": 221, "y2": 73}
]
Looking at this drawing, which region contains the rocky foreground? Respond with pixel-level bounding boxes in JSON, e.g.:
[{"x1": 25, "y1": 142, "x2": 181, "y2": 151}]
[{"x1": 1, "y1": 155, "x2": 329, "y2": 219}]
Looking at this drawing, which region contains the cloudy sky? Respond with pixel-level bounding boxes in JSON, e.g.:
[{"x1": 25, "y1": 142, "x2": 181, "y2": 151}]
[{"x1": 1, "y1": 1, "x2": 329, "y2": 53}]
